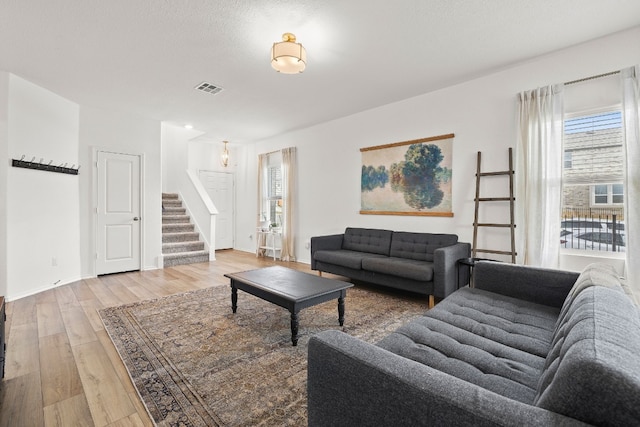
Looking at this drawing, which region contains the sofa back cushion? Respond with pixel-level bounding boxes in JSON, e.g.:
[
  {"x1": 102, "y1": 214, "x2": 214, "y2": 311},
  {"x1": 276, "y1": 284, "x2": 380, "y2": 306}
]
[
  {"x1": 390, "y1": 232, "x2": 457, "y2": 261},
  {"x1": 534, "y1": 265, "x2": 640, "y2": 426},
  {"x1": 342, "y1": 228, "x2": 393, "y2": 255}
]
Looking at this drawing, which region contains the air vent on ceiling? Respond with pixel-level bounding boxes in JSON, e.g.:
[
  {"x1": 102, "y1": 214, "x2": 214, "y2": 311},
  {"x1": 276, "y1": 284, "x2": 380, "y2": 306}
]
[{"x1": 194, "y1": 82, "x2": 223, "y2": 95}]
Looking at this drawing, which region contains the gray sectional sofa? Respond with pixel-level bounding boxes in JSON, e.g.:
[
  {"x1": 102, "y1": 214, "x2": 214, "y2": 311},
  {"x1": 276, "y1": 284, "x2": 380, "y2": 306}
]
[
  {"x1": 311, "y1": 227, "x2": 470, "y2": 307},
  {"x1": 308, "y1": 261, "x2": 640, "y2": 426}
]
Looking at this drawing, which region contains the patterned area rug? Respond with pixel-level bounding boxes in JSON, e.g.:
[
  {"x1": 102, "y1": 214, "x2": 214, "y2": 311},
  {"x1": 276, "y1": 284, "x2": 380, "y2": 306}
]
[{"x1": 99, "y1": 283, "x2": 428, "y2": 426}]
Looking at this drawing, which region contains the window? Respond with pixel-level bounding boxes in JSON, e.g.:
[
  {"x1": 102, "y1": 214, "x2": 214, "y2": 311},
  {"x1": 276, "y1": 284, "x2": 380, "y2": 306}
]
[
  {"x1": 592, "y1": 183, "x2": 623, "y2": 206},
  {"x1": 259, "y1": 153, "x2": 283, "y2": 228},
  {"x1": 267, "y1": 166, "x2": 282, "y2": 226},
  {"x1": 561, "y1": 110, "x2": 625, "y2": 252},
  {"x1": 564, "y1": 151, "x2": 573, "y2": 169}
]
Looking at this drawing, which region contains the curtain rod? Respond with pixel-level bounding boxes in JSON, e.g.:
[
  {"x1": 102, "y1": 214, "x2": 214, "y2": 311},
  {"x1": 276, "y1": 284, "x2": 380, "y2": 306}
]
[{"x1": 564, "y1": 70, "x2": 620, "y2": 86}]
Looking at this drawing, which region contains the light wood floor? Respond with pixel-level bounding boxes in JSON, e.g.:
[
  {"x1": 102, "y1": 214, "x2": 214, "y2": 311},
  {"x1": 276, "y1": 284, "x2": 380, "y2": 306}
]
[{"x1": 0, "y1": 250, "x2": 316, "y2": 427}]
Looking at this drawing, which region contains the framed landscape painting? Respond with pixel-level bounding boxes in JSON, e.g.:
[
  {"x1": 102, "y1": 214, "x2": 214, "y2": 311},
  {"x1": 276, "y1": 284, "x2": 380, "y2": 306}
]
[{"x1": 360, "y1": 133, "x2": 454, "y2": 217}]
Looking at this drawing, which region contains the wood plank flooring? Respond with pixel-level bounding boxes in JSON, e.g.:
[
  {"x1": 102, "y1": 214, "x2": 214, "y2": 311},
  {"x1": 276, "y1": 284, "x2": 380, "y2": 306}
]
[{"x1": 0, "y1": 250, "x2": 316, "y2": 427}]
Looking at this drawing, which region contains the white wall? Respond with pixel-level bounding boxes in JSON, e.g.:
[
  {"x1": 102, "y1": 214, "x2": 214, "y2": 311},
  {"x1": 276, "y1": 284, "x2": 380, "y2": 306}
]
[
  {"x1": 6, "y1": 75, "x2": 81, "y2": 300},
  {"x1": 162, "y1": 124, "x2": 193, "y2": 194},
  {"x1": 79, "y1": 107, "x2": 162, "y2": 273},
  {"x1": 235, "y1": 26, "x2": 640, "y2": 269},
  {"x1": 0, "y1": 72, "x2": 9, "y2": 298},
  {"x1": 0, "y1": 74, "x2": 164, "y2": 300},
  {"x1": 188, "y1": 139, "x2": 239, "y2": 174}
]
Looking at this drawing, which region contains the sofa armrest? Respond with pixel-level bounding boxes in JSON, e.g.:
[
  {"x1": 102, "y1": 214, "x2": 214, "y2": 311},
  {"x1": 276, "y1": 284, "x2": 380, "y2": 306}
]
[
  {"x1": 473, "y1": 261, "x2": 579, "y2": 308},
  {"x1": 308, "y1": 330, "x2": 588, "y2": 427},
  {"x1": 433, "y1": 242, "x2": 471, "y2": 299},
  {"x1": 310, "y1": 234, "x2": 344, "y2": 270}
]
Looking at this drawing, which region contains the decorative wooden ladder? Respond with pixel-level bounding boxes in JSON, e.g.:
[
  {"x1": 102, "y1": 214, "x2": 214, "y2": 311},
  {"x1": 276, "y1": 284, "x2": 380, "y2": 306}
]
[{"x1": 472, "y1": 148, "x2": 517, "y2": 263}]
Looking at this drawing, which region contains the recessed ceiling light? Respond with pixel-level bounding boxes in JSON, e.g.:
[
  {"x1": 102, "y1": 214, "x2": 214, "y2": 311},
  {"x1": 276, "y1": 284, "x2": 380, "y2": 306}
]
[{"x1": 184, "y1": 124, "x2": 193, "y2": 129}]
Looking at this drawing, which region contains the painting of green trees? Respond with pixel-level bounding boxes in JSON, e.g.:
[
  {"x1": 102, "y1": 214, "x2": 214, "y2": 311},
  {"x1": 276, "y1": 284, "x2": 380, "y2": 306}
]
[{"x1": 360, "y1": 134, "x2": 453, "y2": 216}]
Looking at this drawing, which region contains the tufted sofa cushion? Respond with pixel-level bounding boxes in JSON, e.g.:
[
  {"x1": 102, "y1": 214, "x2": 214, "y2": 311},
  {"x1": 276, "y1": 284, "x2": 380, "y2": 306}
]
[
  {"x1": 377, "y1": 287, "x2": 560, "y2": 404},
  {"x1": 361, "y1": 257, "x2": 434, "y2": 281},
  {"x1": 342, "y1": 227, "x2": 393, "y2": 255},
  {"x1": 389, "y1": 232, "x2": 458, "y2": 262},
  {"x1": 533, "y1": 267, "x2": 640, "y2": 426},
  {"x1": 313, "y1": 250, "x2": 388, "y2": 270}
]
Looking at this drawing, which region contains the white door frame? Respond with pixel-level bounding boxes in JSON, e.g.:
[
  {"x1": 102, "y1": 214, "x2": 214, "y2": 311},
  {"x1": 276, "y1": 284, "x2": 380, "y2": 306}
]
[{"x1": 92, "y1": 148, "x2": 145, "y2": 276}]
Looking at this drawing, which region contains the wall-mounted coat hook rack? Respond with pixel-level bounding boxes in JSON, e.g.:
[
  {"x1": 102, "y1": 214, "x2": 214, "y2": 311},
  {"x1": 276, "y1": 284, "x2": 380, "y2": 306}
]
[{"x1": 12, "y1": 156, "x2": 79, "y2": 175}]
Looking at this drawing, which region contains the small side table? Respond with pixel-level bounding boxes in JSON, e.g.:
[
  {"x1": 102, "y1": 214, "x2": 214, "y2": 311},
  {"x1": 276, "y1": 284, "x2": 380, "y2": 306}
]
[
  {"x1": 456, "y1": 257, "x2": 496, "y2": 288},
  {"x1": 256, "y1": 228, "x2": 282, "y2": 260}
]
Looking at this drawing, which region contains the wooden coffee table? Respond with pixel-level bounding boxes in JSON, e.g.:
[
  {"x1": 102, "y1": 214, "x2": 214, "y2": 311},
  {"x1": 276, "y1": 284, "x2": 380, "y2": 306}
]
[{"x1": 224, "y1": 266, "x2": 354, "y2": 346}]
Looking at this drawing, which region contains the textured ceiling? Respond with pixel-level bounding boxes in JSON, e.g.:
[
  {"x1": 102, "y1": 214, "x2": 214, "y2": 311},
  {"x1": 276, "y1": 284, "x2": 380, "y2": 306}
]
[{"x1": 1, "y1": 0, "x2": 640, "y2": 143}]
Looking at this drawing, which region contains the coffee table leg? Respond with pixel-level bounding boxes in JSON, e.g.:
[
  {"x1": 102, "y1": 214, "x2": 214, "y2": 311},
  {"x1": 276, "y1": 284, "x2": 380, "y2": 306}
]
[
  {"x1": 338, "y1": 296, "x2": 345, "y2": 326},
  {"x1": 231, "y1": 285, "x2": 238, "y2": 313},
  {"x1": 290, "y1": 311, "x2": 299, "y2": 346}
]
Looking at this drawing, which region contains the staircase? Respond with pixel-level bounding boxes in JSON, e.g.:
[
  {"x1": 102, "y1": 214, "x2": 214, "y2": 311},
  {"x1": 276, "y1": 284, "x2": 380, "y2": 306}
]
[{"x1": 162, "y1": 193, "x2": 209, "y2": 267}]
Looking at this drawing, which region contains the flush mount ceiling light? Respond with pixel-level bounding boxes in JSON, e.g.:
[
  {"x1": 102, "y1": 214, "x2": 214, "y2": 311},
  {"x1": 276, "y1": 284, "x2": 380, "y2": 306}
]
[
  {"x1": 271, "y1": 33, "x2": 306, "y2": 74},
  {"x1": 221, "y1": 140, "x2": 229, "y2": 167}
]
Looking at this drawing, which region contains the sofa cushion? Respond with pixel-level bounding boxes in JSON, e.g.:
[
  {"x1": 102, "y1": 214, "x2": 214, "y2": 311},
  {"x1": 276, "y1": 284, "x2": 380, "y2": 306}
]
[
  {"x1": 566, "y1": 262, "x2": 625, "y2": 300},
  {"x1": 390, "y1": 232, "x2": 458, "y2": 262},
  {"x1": 427, "y1": 287, "x2": 560, "y2": 357},
  {"x1": 361, "y1": 257, "x2": 434, "y2": 282},
  {"x1": 313, "y1": 250, "x2": 387, "y2": 270},
  {"x1": 554, "y1": 263, "x2": 628, "y2": 338},
  {"x1": 342, "y1": 228, "x2": 393, "y2": 255},
  {"x1": 534, "y1": 285, "x2": 640, "y2": 426},
  {"x1": 377, "y1": 287, "x2": 559, "y2": 404}
]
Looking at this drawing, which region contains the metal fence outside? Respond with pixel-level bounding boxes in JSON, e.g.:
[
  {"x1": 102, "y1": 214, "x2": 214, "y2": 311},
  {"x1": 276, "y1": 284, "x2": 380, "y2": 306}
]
[{"x1": 560, "y1": 207, "x2": 625, "y2": 252}]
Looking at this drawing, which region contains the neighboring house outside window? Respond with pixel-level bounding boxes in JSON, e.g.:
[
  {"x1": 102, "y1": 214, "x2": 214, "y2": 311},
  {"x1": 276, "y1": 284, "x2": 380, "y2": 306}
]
[{"x1": 561, "y1": 110, "x2": 625, "y2": 252}]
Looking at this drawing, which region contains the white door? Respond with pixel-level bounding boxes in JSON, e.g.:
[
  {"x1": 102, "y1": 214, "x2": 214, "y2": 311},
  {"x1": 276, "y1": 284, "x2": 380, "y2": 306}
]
[
  {"x1": 199, "y1": 171, "x2": 234, "y2": 249},
  {"x1": 96, "y1": 151, "x2": 142, "y2": 275}
]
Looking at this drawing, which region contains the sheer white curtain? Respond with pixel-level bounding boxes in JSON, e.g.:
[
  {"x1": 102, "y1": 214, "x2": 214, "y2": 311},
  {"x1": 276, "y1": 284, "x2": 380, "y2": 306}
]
[
  {"x1": 621, "y1": 66, "x2": 640, "y2": 289},
  {"x1": 280, "y1": 147, "x2": 297, "y2": 261},
  {"x1": 515, "y1": 85, "x2": 564, "y2": 268}
]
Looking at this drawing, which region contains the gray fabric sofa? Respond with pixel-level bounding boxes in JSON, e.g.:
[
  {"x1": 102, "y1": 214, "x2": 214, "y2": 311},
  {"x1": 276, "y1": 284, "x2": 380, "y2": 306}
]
[
  {"x1": 308, "y1": 262, "x2": 640, "y2": 426},
  {"x1": 310, "y1": 227, "x2": 471, "y2": 307}
]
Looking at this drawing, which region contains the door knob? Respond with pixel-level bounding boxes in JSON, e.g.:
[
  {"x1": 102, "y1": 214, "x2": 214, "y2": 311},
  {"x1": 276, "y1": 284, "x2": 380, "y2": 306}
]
[{"x1": 133, "y1": 217, "x2": 140, "y2": 221}]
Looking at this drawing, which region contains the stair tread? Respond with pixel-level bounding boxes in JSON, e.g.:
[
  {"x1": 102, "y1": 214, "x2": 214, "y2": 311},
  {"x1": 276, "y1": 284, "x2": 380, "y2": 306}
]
[
  {"x1": 163, "y1": 242, "x2": 203, "y2": 249},
  {"x1": 163, "y1": 218, "x2": 191, "y2": 224},
  {"x1": 163, "y1": 231, "x2": 198, "y2": 235},
  {"x1": 163, "y1": 250, "x2": 209, "y2": 258},
  {"x1": 163, "y1": 240, "x2": 202, "y2": 245}
]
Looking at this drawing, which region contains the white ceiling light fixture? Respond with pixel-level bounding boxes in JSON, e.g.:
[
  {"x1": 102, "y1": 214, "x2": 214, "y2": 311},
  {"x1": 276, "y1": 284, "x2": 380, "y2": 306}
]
[
  {"x1": 221, "y1": 140, "x2": 230, "y2": 167},
  {"x1": 271, "y1": 33, "x2": 306, "y2": 74}
]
